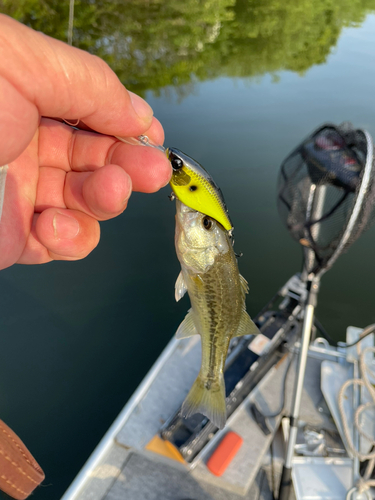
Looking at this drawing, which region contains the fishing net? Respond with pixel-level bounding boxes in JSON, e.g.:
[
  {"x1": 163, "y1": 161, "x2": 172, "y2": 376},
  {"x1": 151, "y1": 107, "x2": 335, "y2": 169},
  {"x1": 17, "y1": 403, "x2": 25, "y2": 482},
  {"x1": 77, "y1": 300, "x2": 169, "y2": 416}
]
[{"x1": 277, "y1": 123, "x2": 375, "y2": 276}]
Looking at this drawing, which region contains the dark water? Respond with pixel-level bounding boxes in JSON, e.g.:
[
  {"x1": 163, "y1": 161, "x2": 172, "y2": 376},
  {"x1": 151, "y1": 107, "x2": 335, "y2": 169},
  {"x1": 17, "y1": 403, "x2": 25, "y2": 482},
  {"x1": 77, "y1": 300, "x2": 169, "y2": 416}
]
[{"x1": 1, "y1": 1, "x2": 375, "y2": 498}]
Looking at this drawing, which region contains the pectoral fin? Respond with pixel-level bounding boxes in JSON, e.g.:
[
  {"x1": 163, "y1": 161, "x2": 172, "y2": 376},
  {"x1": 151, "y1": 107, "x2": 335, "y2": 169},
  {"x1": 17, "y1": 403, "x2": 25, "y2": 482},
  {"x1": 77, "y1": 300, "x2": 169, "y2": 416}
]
[
  {"x1": 240, "y1": 274, "x2": 249, "y2": 295},
  {"x1": 176, "y1": 309, "x2": 198, "y2": 339},
  {"x1": 175, "y1": 271, "x2": 187, "y2": 302},
  {"x1": 234, "y1": 310, "x2": 260, "y2": 337}
]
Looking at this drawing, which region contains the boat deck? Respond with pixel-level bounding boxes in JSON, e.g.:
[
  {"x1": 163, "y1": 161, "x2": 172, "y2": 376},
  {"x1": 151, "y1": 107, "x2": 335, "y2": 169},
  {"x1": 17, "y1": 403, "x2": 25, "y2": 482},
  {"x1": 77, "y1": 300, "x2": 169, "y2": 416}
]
[
  {"x1": 75, "y1": 444, "x2": 292, "y2": 500},
  {"x1": 62, "y1": 330, "x2": 353, "y2": 500}
]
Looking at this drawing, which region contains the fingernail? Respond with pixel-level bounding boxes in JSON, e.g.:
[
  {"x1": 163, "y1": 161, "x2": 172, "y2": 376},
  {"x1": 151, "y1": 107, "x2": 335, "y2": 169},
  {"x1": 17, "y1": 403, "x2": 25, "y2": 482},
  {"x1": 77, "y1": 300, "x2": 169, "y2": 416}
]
[
  {"x1": 53, "y1": 213, "x2": 80, "y2": 240},
  {"x1": 123, "y1": 190, "x2": 132, "y2": 206},
  {"x1": 123, "y1": 173, "x2": 132, "y2": 204},
  {"x1": 159, "y1": 158, "x2": 173, "y2": 188},
  {"x1": 129, "y1": 91, "x2": 153, "y2": 122},
  {"x1": 159, "y1": 174, "x2": 172, "y2": 189}
]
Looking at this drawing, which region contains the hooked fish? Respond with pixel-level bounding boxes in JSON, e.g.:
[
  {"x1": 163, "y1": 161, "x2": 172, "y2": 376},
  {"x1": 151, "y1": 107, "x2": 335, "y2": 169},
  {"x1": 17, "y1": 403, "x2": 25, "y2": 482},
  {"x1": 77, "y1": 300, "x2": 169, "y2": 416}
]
[
  {"x1": 174, "y1": 200, "x2": 260, "y2": 429},
  {"x1": 167, "y1": 148, "x2": 233, "y2": 232}
]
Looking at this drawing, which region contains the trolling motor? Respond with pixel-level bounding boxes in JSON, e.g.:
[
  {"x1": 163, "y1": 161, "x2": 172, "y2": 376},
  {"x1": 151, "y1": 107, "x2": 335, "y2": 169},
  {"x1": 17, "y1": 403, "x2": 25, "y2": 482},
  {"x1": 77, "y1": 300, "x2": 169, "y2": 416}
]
[{"x1": 276, "y1": 122, "x2": 375, "y2": 500}]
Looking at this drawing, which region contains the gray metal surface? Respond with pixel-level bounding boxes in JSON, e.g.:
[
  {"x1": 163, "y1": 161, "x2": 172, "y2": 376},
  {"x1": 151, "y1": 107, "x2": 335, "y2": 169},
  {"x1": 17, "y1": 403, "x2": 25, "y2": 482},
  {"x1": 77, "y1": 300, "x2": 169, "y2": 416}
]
[
  {"x1": 185, "y1": 350, "x2": 334, "y2": 496},
  {"x1": 105, "y1": 450, "x2": 281, "y2": 500},
  {"x1": 321, "y1": 327, "x2": 375, "y2": 458},
  {"x1": 192, "y1": 355, "x2": 292, "y2": 495},
  {"x1": 346, "y1": 326, "x2": 372, "y2": 363},
  {"x1": 62, "y1": 335, "x2": 185, "y2": 500},
  {"x1": 287, "y1": 353, "x2": 337, "y2": 432},
  {"x1": 74, "y1": 446, "x2": 130, "y2": 500},
  {"x1": 63, "y1": 337, "x2": 342, "y2": 500},
  {"x1": 292, "y1": 457, "x2": 353, "y2": 499},
  {"x1": 116, "y1": 335, "x2": 201, "y2": 450}
]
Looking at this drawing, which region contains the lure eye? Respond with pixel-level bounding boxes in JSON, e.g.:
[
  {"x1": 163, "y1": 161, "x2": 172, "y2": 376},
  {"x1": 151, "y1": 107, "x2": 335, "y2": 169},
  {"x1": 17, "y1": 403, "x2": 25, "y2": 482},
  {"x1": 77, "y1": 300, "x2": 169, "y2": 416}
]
[
  {"x1": 171, "y1": 156, "x2": 184, "y2": 170},
  {"x1": 202, "y1": 217, "x2": 213, "y2": 230},
  {"x1": 189, "y1": 185, "x2": 197, "y2": 192}
]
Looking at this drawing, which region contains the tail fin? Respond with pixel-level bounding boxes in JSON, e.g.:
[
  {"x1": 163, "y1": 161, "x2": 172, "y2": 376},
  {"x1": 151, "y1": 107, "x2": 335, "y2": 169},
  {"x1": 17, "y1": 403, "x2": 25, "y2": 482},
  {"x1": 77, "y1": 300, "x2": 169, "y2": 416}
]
[{"x1": 181, "y1": 373, "x2": 226, "y2": 429}]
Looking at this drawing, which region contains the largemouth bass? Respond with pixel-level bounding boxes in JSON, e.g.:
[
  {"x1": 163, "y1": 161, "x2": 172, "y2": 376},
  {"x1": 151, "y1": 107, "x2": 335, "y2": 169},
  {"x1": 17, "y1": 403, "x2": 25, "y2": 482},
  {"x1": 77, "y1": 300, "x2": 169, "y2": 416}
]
[
  {"x1": 167, "y1": 147, "x2": 233, "y2": 232},
  {"x1": 174, "y1": 200, "x2": 260, "y2": 429}
]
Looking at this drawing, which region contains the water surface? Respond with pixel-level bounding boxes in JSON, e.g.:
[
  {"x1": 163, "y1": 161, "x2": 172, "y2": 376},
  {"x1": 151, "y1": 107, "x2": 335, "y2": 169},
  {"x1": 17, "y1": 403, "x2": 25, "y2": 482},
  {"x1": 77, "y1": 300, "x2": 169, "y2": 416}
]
[{"x1": 1, "y1": 1, "x2": 375, "y2": 498}]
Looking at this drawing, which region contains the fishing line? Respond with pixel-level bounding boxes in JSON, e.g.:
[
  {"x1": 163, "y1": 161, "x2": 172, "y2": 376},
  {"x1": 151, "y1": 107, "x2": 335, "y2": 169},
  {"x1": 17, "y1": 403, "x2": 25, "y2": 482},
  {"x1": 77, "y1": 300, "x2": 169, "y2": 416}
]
[{"x1": 114, "y1": 134, "x2": 166, "y2": 152}]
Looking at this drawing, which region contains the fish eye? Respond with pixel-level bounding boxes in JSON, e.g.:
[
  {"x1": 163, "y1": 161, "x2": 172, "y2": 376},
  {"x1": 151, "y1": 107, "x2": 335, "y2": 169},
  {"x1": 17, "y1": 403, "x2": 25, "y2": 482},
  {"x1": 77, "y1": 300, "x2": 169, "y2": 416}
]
[
  {"x1": 189, "y1": 185, "x2": 197, "y2": 192},
  {"x1": 170, "y1": 156, "x2": 184, "y2": 170},
  {"x1": 202, "y1": 217, "x2": 213, "y2": 230}
]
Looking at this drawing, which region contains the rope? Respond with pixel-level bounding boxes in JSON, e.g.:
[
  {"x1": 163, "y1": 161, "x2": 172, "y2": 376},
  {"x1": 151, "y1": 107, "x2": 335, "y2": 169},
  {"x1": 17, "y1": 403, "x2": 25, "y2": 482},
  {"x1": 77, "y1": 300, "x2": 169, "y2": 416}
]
[{"x1": 338, "y1": 345, "x2": 375, "y2": 496}]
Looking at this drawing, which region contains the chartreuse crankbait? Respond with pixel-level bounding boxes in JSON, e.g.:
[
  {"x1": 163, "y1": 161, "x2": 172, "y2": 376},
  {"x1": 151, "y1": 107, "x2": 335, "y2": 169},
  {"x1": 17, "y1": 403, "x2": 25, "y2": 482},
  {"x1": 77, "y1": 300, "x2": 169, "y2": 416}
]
[
  {"x1": 114, "y1": 136, "x2": 233, "y2": 233},
  {"x1": 167, "y1": 148, "x2": 233, "y2": 233}
]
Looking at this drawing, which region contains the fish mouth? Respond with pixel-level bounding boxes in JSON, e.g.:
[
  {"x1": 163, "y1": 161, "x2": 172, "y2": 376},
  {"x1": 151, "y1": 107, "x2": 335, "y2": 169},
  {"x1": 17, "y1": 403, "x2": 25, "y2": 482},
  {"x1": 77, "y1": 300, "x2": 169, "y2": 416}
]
[{"x1": 176, "y1": 199, "x2": 195, "y2": 214}]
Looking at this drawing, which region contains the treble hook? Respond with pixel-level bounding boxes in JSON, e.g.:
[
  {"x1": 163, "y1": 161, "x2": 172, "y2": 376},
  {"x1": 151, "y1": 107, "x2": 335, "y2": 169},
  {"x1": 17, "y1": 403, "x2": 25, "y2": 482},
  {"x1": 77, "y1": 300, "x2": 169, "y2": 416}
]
[{"x1": 228, "y1": 229, "x2": 243, "y2": 257}]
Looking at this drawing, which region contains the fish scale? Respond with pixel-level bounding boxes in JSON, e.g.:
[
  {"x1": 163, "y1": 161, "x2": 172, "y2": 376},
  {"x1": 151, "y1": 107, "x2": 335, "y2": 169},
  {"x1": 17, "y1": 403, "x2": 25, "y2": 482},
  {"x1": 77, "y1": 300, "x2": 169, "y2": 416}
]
[{"x1": 188, "y1": 256, "x2": 241, "y2": 376}]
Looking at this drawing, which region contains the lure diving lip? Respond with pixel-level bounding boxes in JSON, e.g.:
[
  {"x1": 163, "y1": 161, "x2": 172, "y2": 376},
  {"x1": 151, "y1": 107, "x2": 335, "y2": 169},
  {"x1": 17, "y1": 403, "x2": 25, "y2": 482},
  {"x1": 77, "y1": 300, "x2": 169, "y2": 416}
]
[{"x1": 167, "y1": 147, "x2": 233, "y2": 233}]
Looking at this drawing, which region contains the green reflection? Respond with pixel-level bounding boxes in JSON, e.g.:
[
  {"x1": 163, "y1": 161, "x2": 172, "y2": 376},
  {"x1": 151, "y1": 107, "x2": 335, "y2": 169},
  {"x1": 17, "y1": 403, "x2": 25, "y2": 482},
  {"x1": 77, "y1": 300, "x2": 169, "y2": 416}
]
[{"x1": 1, "y1": 0, "x2": 375, "y2": 96}]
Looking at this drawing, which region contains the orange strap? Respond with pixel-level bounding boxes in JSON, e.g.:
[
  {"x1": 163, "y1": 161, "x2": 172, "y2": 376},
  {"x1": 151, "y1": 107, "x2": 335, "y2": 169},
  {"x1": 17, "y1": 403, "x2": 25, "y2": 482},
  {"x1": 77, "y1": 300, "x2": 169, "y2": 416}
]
[{"x1": 0, "y1": 419, "x2": 45, "y2": 499}]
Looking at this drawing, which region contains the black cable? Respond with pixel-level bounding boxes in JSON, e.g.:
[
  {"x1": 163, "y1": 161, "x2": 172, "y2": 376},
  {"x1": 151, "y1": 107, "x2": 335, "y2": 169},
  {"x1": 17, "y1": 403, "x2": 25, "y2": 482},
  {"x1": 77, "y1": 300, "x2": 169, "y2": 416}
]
[
  {"x1": 314, "y1": 319, "x2": 375, "y2": 349},
  {"x1": 251, "y1": 352, "x2": 294, "y2": 498},
  {"x1": 254, "y1": 350, "x2": 294, "y2": 420},
  {"x1": 313, "y1": 317, "x2": 339, "y2": 346},
  {"x1": 257, "y1": 469, "x2": 267, "y2": 500},
  {"x1": 345, "y1": 323, "x2": 375, "y2": 347}
]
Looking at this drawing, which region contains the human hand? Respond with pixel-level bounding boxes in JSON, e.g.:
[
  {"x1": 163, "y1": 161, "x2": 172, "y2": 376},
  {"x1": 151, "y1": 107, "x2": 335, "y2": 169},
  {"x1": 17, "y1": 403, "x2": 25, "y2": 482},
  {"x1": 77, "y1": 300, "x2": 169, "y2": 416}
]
[{"x1": 0, "y1": 14, "x2": 171, "y2": 270}]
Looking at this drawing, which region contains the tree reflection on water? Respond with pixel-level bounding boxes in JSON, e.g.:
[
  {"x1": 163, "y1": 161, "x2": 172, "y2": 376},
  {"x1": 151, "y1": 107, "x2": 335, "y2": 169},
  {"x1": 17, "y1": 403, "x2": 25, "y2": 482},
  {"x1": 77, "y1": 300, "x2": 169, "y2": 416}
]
[{"x1": 1, "y1": 0, "x2": 375, "y2": 97}]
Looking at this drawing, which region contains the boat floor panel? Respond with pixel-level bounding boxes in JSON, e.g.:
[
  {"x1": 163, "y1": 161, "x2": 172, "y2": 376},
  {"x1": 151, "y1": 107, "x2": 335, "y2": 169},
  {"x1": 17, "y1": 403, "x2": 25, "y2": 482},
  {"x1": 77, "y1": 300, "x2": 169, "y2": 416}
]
[
  {"x1": 105, "y1": 450, "x2": 288, "y2": 500},
  {"x1": 117, "y1": 336, "x2": 201, "y2": 450},
  {"x1": 286, "y1": 354, "x2": 337, "y2": 432},
  {"x1": 74, "y1": 445, "x2": 130, "y2": 500},
  {"x1": 192, "y1": 351, "x2": 337, "y2": 494},
  {"x1": 192, "y1": 356, "x2": 292, "y2": 494},
  {"x1": 65, "y1": 344, "x2": 341, "y2": 500}
]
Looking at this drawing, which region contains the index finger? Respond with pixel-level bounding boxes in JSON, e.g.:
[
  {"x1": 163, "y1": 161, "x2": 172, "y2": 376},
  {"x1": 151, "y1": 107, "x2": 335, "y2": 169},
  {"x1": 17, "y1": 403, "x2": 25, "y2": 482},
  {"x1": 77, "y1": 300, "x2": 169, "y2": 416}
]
[
  {"x1": 0, "y1": 14, "x2": 155, "y2": 164},
  {"x1": 38, "y1": 118, "x2": 171, "y2": 193},
  {"x1": 38, "y1": 117, "x2": 166, "y2": 171}
]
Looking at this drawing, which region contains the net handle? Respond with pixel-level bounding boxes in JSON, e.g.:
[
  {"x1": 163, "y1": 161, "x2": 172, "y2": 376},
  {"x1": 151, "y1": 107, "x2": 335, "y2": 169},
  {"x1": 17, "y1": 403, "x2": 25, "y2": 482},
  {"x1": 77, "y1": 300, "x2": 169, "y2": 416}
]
[{"x1": 316, "y1": 130, "x2": 374, "y2": 279}]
